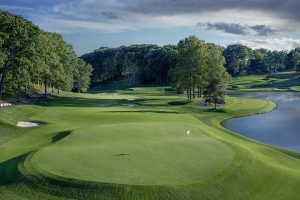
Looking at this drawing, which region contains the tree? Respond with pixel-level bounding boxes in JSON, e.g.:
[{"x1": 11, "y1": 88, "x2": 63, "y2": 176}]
[
  {"x1": 0, "y1": 11, "x2": 93, "y2": 98},
  {"x1": 223, "y1": 44, "x2": 252, "y2": 76},
  {"x1": 249, "y1": 49, "x2": 271, "y2": 74},
  {"x1": 204, "y1": 43, "x2": 231, "y2": 108},
  {"x1": 170, "y1": 36, "x2": 208, "y2": 99},
  {"x1": 124, "y1": 52, "x2": 140, "y2": 85},
  {"x1": 0, "y1": 11, "x2": 40, "y2": 96},
  {"x1": 74, "y1": 59, "x2": 93, "y2": 93},
  {"x1": 286, "y1": 48, "x2": 300, "y2": 71}
]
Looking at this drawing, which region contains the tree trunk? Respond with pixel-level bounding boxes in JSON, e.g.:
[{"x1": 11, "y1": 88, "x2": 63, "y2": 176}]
[
  {"x1": 132, "y1": 73, "x2": 136, "y2": 85},
  {"x1": 193, "y1": 85, "x2": 195, "y2": 99},
  {"x1": 51, "y1": 84, "x2": 54, "y2": 93},
  {"x1": 214, "y1": 102, "x2": 217, "y2": 109},
  {"x1": 200, "y1": 88, "x2": 202, "y2": 98},
  {"x1": 57, "y1": 87, "x2": 60, "y2": 94},
  {"x1": 186, "y1": 88, "x2": 189, "y2": 99},
  {"x1": 198, "y1": 85, "x2": 200, "y2": 98},
  {"x1": 0, "y1": 61, "x2": 10, "y2": 96},
  {"x1": 44, "y1": 78, "x2": 47, "y2": 98}
]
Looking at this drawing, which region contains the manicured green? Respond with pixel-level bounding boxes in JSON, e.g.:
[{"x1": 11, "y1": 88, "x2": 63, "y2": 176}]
[
  {"x1": 0, "y1": 87, "x2": 300, "y2": 200},
  {"x1": 228, "y1": 71, "x2": 300, "y2": 92}
]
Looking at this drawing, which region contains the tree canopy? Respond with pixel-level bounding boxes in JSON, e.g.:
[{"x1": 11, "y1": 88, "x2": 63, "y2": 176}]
[
  {"x1": 81, "y1": 45, "x2": 178, "y2": 86},
  {"x1": 170, "y1": 36, "x2": 230, "y2": 106},
  {"x1": 0, "y1": 11, "x2": 93, "y2": 98},
  {"x1": 223, "y1": 44, "x2": 299, "y2": 76}
]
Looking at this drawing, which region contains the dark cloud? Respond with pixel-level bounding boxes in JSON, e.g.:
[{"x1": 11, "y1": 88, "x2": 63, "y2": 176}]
[
  {"x1": 250, "y1": 25, "x2": 277, "y2": 36},
  {"x1": 102, "y1": 12, "x2": 119, "y2": 20},
  {"x1": 199, "y1": 22, "x2": 278, "y2": 36},
  {"x1": 126, "y1": 0, "x2": 300, "y2": 21},
  {"x1": 205, "y1": 23, "x2": 248, "y2": 35}
]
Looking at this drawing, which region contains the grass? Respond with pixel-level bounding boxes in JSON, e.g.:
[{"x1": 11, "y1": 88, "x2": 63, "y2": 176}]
[
  {"x1": 228, "y1": 71, "x2": 300, "y2": 92},
  {"x1": 0, "y1": 86, "x2": 300, "y2": 200}
]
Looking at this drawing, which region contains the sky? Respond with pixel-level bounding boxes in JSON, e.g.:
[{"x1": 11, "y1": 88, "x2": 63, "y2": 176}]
[{"x1": 1, "y1": 0, "x2": 300, "y2": 56}]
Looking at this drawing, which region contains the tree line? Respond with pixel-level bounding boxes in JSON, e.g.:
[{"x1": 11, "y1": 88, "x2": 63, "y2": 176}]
[
  {"x1": 82, "y1": 42, "x2": 300, "y2": 89},
  {"x1": 224, "y1": 44, "x2": 300, "y2": 77},
  {"x1": 81, "y1": 45, "x2": 178, "y2": 86},
  {"x1": 82, "y1": 36, "x2": 231, "y2": 107},
  {"x1": 0, "y1": 11, "x2": 93, "y2": 99}
]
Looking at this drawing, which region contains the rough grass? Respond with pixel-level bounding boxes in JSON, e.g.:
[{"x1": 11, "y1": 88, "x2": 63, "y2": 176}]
[
  {"x1": 228, "y1": 71, "x2": 300, "y2": 92},
  {"x1": 0, "y1": 87, "x2": 300, "y2": 200}
]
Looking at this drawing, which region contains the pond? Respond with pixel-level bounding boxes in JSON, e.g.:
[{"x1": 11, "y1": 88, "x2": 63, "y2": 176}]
[{"x1": 222, "y1": 92, "x2": 300, "y2": 153}]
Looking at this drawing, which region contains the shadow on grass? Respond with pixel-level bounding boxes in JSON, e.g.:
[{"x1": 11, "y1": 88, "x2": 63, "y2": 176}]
[
  {"x1": 0, "y1": 154, "x2": 27, "y2": 185},
  {"x1": 106, "y1": 110, "x2": 180, "y2": 114},
  {"x1": 204, "y1": 108, "x2": 226, "y2": 113},
  {"x1": 37, "y1": 96, "x2": 129, "y2": 108},
  {"x1": 37, "y1": 95, "x2": 181, "y2": 108},
  {"x1": 168, "y1": 100, "x2": 192, "y2": 106},
  {"x1": 89, "y1": 86, "x2": 134, "y2": 94},
  {"x1": 0, "y1": 130, "x2": 73, "y2": 186},
  {"x1": 52, "y1": 130, "x2": 72, "y2": 142},
  {"x1": 250, "y1": 75, "x2": 300, "y2": 89}
]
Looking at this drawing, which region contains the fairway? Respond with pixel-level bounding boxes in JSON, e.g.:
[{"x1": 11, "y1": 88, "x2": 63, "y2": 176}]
[
  {"x1": 228, "y1": 72, "x2": 300, "y2": 92},
  {"x1": 1, "y1": 87, "x2": 300, "y2": 200}
]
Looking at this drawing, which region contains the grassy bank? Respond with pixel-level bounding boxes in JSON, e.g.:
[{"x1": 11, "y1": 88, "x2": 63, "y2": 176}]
[
  {"x1": 228, "y1": 71, "x2": 300, "y2": 92},
  {"x1": 0, "y1": 87, "x2": 299, "y2": 200}
]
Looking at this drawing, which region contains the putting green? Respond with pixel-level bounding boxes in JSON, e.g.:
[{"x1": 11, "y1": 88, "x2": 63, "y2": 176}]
[{"x1": 26, "y1": 121, "x2": 235, "y2": 186}]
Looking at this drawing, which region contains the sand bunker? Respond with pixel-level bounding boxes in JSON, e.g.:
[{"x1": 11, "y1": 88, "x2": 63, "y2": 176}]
[
  {"x1": 17, "y1": 121, "x2": 40, "y2": 127},
  {"x1": 127, "y1": 99, "x2": 135, "y2": 101},
  {"x1": 0, "y1": 103, "x2": 12, "y2": 107}
]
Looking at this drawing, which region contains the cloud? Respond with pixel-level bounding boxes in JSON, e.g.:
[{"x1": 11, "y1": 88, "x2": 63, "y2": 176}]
[
  {"x1": 46, "y1": 0, "x2": 300, "y2": 34},
  {"x1": 122, "y1": 0, "x2": 300, "y2": 21},
  {"x1": 200, "y1": 22, "x2": 277, "y2": 36},
  {"x1": 250, "y1": 25, "x2": 277, "y2": 36},
  {"x1": 1, "y1": 0, "x2": 300, "y2": 35},
  {"x1": 236, "y1": 38, "x2": 300, "y2": 51},
  {"x1": 205, "y1": 23, "x2": 248, "y2": 35},
  {"x1": 0, "y1": 5, "x2": 34, "y2": 12},
  {"x1": 102, "y1": 12, "x2": 119, "y2": 20},
  {"x1": 35, "y1": 17, "x2": 136, "y2": 33}
]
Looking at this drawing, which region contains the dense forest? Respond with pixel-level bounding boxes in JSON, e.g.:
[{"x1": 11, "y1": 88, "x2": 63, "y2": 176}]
[
  {"x1": 82, "y1": 43, "x2": 300, "y2": 86},
  {"x1": 224, "y1": 45, "x2": 300, "y2": 76},
  {"x1": 0, "y1": 11, "x2": 93, "y2": 99},
  {"x1": 81, "y1": 45, "x2": 178, "y2": 86}
]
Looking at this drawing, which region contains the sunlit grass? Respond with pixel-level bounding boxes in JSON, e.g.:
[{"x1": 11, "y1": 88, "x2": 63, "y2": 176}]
[{"x1": 0, "y1": 86, "x2": 299, "y2": 200}]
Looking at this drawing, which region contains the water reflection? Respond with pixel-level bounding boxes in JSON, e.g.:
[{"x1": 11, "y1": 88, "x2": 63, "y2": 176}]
[{"x1": 223, "y1": 92, "x2": 300, "y2": 152}]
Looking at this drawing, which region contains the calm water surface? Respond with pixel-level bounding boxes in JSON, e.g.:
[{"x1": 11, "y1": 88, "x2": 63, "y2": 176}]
[{"x1": 223, "y1": 92, "x2": 300, "y2": 152}]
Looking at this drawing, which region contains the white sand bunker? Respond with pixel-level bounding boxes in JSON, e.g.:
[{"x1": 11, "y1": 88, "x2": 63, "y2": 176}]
[
  {"x1": 0, "y1": 103, "x2": 12, "y2": 107},
  {"x1": 127, "y1": 99, "x2": 135, "y2": 101},
  {"x1": 17, "y1": 121, "x2": 40, "y2": 127},
  {"x1": 121, "y1": 103, "x2": 139, "y2": 107}
]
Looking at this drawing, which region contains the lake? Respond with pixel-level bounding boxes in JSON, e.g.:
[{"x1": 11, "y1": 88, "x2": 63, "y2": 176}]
[{"x1": 222, "y1": 92, "x2": 300, "y2": 153}]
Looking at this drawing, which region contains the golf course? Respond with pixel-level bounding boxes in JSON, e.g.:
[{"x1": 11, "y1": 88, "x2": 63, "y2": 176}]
[
  {"x1": 1, "y1": 6, "x2": 300, "y2": 199},
  {"x1": 1, "y1": 86, "x2": 300, "y2": 200}
]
